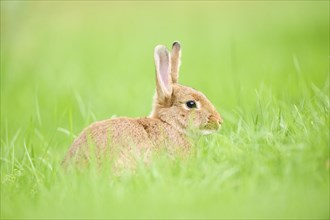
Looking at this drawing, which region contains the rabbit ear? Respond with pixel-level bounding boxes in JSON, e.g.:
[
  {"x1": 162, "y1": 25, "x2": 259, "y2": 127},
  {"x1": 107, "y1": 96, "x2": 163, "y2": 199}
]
[
  {"x1": 154, "y1": 45, "x2": 172, "y2": 101},
  {"x1": 170, "y1": 41, "x2": 181, "y2": 84}
]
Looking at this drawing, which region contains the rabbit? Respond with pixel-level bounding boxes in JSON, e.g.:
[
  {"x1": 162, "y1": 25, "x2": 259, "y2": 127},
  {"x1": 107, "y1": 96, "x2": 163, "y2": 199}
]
[{"x1": 62, "y1": 41, "x2": 223, "y2": 169}]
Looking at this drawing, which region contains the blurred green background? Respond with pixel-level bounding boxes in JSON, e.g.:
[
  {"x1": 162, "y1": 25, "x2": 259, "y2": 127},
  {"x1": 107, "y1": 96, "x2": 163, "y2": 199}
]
[{"x1": 1, "y1": 1, "x2": 329, "y2": 219}]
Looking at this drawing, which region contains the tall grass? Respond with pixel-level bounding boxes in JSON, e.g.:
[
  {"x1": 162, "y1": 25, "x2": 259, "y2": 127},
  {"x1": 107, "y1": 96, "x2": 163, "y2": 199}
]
[{"x1": 1, "y1": 1, "x2": 329, "y2": 219}]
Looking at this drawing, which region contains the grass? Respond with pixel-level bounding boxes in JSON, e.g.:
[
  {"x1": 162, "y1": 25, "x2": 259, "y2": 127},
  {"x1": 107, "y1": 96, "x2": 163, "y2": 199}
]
[{"x1": 1, "y1": 1, "x2": 329, "y2": 219}]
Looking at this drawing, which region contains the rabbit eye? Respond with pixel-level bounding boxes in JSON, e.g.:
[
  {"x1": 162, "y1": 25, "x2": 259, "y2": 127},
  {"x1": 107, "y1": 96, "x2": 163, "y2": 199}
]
[{"x1": 186, "y1": 100, "x2": 197, "y2": 109}]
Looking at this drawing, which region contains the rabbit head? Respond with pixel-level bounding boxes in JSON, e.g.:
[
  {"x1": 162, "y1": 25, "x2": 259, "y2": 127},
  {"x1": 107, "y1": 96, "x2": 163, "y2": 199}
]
[{"x1": 150, "y1": 42, "x2": 223, "y2": 135}]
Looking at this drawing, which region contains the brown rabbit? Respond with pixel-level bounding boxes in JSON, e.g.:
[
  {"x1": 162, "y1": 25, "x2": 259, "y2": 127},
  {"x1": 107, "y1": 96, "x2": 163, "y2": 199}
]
[{"x1": 62, "y1": 42, "x2": 223, "y2": 168}]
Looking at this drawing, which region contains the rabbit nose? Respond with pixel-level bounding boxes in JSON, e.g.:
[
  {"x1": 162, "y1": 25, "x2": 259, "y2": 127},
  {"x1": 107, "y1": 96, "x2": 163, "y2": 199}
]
[
  {"x1": 208, "y1": 115, "x2": 223, "y2": 126},
  {"x1": 219, "y1": 115, "x2": 223, "y2": 125}
]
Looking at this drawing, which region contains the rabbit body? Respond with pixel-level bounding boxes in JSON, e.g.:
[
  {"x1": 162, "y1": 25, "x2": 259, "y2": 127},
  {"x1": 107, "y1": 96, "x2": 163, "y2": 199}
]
[
  {"x1": 63, "y1": 117, "x2": 190, "y2": 167},
  {"x1": 63, "y1": 42, "x2": 222, "y2": 167}
]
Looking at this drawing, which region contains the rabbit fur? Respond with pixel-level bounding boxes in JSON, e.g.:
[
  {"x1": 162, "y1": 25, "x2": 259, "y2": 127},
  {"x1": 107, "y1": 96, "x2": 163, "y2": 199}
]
[{"x1": 62, "y1": 42, "x2": 223, "y2": 168}]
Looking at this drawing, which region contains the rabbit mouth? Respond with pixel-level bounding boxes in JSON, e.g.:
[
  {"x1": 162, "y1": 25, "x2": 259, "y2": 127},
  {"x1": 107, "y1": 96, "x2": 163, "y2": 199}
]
[
  {"x1": 201, "y1": 122, "x2": 220, "y2": 131},
  {"x1": 200, "y1": 129, "x2": 217, "y2": 135},
  {"x1": 199, "y1": 123, "x2": 220, "y2": 135}
]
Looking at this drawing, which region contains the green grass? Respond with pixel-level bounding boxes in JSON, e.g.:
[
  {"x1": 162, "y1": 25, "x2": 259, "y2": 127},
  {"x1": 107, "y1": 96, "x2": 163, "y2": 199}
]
[{"x1": 1, "y1": 1, "x2": 329, "y2": 219}]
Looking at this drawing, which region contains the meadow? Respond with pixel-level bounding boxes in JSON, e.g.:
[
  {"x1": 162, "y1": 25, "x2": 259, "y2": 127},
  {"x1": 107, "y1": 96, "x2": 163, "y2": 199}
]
[{"x1": 1, "y1": 1, "x2": 329, "y2": 219}]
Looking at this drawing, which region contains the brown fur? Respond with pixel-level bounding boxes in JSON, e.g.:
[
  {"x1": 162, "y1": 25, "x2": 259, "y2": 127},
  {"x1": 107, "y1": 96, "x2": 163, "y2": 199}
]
[{"x1": 62, "y1": 42, "x2": 222, "y2": 169}]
